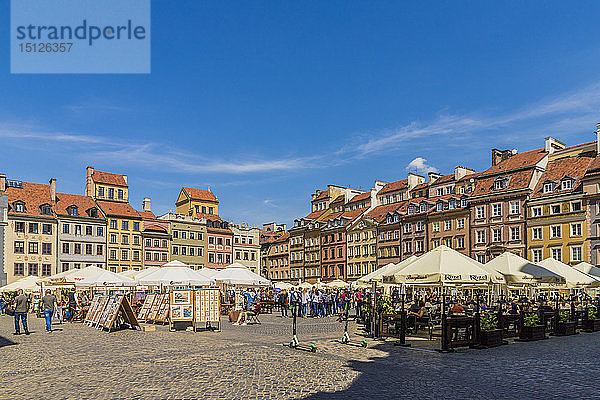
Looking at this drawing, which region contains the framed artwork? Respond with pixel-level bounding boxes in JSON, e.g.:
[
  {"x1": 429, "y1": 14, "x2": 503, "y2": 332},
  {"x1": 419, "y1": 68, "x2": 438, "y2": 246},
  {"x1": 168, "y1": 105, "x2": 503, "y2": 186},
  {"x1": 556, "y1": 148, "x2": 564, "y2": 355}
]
[
  {"x1": 173, "y1": 290, "x2": 192, "y2": 305},
  {"x1": 170, "y1": 305, "x2": 182, "y2": 319}
]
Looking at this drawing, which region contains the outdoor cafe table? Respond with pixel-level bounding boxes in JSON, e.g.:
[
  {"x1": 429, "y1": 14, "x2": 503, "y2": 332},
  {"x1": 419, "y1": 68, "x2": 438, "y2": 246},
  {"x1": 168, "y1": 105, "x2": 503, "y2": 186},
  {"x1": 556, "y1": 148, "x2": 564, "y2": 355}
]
[{"x1": 444, "y1": 315, "x2": 476, "y2": 348}]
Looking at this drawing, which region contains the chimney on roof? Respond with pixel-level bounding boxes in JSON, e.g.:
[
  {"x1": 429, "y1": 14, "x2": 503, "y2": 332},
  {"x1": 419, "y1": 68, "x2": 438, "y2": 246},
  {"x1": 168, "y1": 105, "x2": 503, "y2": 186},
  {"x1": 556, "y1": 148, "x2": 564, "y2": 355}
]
[
  {"x1": 454, "y1": 166, "x2": 474, "y2": 181},
  {"x1": 428, "y1": 172, "x2": 442, "y2": 184},
  {"x1": 407, "y1": 173, "x2": 424, "y2": 190},
  {"x1": 122, "y1": 175, "x2": 128, "y2": 185},
  {"x1": 143, "y1": 197, "x2": 151, "y2": 212},
  {"x1": 491, "y1": 149, "x2": 514, "y2": 166},
  {"x1": 49, "y1": 178, "x2": 56, "y2": 203},
  {"x1": 85, "y1": 166, "x2": 94, "y2": 197},
  {"x1": 596, "y1": 123, "x2": 600, "y2": 154},
  {"x1": 544, "y1": 137, "x2": 565, "y2": 155},
  {"x1": 0, "y1": 173, "x2": 5, "y2": 192}
]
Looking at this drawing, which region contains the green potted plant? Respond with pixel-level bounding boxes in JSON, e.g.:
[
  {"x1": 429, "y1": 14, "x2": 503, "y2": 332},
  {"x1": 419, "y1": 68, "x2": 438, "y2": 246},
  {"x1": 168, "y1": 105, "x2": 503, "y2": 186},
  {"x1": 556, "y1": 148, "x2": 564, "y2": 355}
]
[
  {"x1": 555, "y1": 310, "x2": 576, "y2": 336},
  {"x1": 583, "y1": 307, "x2": 600, "y2": 332},
  {"x1": 519, "y1": 312, "x2": 546, "y2": 341},
  {"x1": 479, "y1": 313, "x2": 503, "y2": 347}
]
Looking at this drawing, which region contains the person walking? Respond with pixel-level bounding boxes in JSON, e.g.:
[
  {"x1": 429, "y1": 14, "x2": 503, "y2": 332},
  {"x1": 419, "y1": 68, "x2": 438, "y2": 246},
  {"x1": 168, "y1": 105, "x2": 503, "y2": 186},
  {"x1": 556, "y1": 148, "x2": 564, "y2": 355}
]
[
  {"x1": 279, "y1": 290, "x2": 289, "y2": 317},
  {"x1": 67, "y1": 289, "x2": 78, "y2": 322},
  {"x1": 41, "y1": 289, "x2": 58, "y2": 333},
  {"x1": 13, "y1": 289, "x2": 30, "y2": 335}
]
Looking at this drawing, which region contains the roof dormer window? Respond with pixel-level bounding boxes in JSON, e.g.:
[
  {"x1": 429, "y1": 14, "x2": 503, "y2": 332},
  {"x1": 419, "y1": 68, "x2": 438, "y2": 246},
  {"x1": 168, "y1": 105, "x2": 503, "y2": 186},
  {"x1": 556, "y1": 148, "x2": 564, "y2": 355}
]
[
  {"x1": 561, "y1": 178, "x2": 573, "y2": 190},
  {"x1": 493, "y1": 178, "x2": 507, "y2": 191},
  {"x1": 543, "y1": 182, "x2": 554, "y2": 194},
  {"x1": 13, "y1": 201, "x2": 25, "y2": 213},
  {"x1": 420, "y1": 203, "x2": 427, "y2": 212},
  {"x1": 87, "y1": 208, "x2": 98, "y2": 218},
  {"x1": 40, "y1": 203, "x2": 52, "y2": 215},
  {"x1": 448, "y1": 200, "x2": 455, "y2": 210},
  {"x1": 436, "y1": 202, "x2": 443, "y2": 212},
  {"x1": 66, "y1": 205, "x2": 79, "y2": 216}
]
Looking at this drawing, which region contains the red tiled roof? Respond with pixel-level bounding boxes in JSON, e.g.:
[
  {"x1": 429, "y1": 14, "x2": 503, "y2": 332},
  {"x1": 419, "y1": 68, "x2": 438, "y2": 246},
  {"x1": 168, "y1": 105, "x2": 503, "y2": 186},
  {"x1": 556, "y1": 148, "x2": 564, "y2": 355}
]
[
  {"x1": 96, "y1": 200, "x2": 141, "y2": 219},
  {"x1": 532, "y1": 156, "x2": 594, "y2": 198},
  {"x1": 304, "y1": 209, "x2": 327, "y2": 220},
  {"x1": 365, "y1": 202, "x2": 405, "y2": 222},
  {"x1": 585, "y1": 155, "x2": 600, "y2": 176},
  {"x1": 197, "y1": 213, "x2": 223, "y2": 222},
  {"x1": 3, "y1": 182, "x2": 54, "y2": 218},
  {"x1": 330, "y1": 195, "x2": 345, "y2": 205},
  {"x1": 557, "y1": 141, "x2": 595, "y2": 152},
  {"x1": 483, "y1": 148, "x2": 546, "y2": 176},
  {"x1": 182, "y1": 187, "x2": 218, "y2": 202},
  {"x1": 379, "y1": 179, "x2": 408, "y2": 195},
  {"x1": 472, "y1": 169, "x2": 536, "y2": 197},
  {"x1": 458, "y1": 171, "x2": 485, "y2": 182},
  {"x1": 430, "y1": 173, "x2": 455, "y2": 185},
  {"x1": 313, "y1": 190, "x2": 329, "y2": 201},
  {"x1": 55, "y1": 192, "x2": 104, "y2": 218},
  {"x1": 348, "y1": 191, "x2": 370, "y2": 203},
  {"x1": 144, "y1": 224, "x2": 168, "y2": 233},
  {"x1": 271, "y1": 232, "x2": 290, "y2": 243},
  {"x1": 138, "y1": 210, "x2": 157, "y2": 220},
  {"x1": 411, "y1": 182, "x2": 429, "y2": 191},
  {"x1": 92, "y1": 170, "x2": 127, "y2": 187}
]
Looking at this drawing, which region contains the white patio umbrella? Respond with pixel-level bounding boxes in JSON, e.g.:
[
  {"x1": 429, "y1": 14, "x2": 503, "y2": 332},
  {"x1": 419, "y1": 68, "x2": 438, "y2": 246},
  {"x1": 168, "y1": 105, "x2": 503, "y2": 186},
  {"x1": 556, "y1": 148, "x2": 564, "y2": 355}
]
[
  {"x1": 41, "y1": 265, "x2": 106, "y2": 285},
  {"x1": 0, "y1": 276, "x2": 42, "y2": 293},
  {"x1": 119, "y1": 267, "x2": 160, "y2": 280},
  {"x1": 573, "y1": 262, "x2": 600, "y2": 280},
  {"x1": 485, "y1": 252, "x2": 564, "y2": 286},
  {"x1": 76, "y1": 270, "x2": 136, "y2": 288},
  {"x1": 324, "y1": 279, "x2": 350, "y2": 289},
  {"x1": 539, "y1": 258, "x2": 600, "y2": 289},
  {"x1": 213, "y1": 263, "x2": 271, "y2": 286},
  {"x1": 274, "y1": 281, "x2": 295, "y2": 290},
  {"x1": 298, "y1": 281, "x2": 313, "y2": 289},
  {"x1": 387, "y1": 245, "x2": 503, "y2": 286},
  {"x1": 137, "y1": 261, "x2": 215, "y2": 286},
  {"x1": 199, "y1": 267, "x2": 219, "y2": 278},
  {"x1": 358, "y1": 256, "x2": 417, "y2": 284}
]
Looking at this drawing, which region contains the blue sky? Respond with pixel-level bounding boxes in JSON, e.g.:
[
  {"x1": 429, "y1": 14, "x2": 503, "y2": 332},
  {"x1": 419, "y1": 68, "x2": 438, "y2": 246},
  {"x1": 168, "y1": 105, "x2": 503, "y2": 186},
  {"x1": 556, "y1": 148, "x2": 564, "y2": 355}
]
[{"x1": 2, "y1": 2, "x2": 600, "y2": 227}]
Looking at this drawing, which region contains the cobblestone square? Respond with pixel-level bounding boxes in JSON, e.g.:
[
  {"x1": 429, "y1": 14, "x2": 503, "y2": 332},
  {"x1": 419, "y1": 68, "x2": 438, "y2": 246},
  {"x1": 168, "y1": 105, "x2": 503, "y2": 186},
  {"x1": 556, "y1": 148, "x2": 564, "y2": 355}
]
[{"x1": 1, "y1": 313, "x2": 600, "y2": 399}]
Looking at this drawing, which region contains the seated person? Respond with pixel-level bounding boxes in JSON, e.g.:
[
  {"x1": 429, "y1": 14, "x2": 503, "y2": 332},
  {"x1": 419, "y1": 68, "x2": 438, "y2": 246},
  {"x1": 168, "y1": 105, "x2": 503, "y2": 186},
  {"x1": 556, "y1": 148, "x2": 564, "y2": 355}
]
[
  {"x1": 450, "y1": 302, "x2": 465, "y2": 315},
  {"x1": 407, "y1": 301, "x2": 427, "y2": 332},
  {"x1": 233, "y1": 302, "x2": 261, "y2": 325}
]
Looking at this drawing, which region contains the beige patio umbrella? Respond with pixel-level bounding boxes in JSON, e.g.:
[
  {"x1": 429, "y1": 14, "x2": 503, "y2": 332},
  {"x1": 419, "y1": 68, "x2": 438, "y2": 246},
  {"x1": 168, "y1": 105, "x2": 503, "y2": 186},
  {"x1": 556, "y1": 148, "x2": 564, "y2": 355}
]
[
  {"x1": 485, "y1": 252, "x2": 564, "y2": 286},
  {"x1": 573, "y1": 262, "x2": 600, "y2": 280},
  {"x1": 0, "y1": 276, "x2": 42, "y2": 293},
  {"x1": 358, "y1": 256, "x2": 417, "y2": 284},
  {"x1": 539, "y1": 258, "x2": 600, "y2": 289},
  {"x1": 386, "y1": 245, "x2": 503, "y2": 286},
  {"x1": 41, "y1": 265, "x2": 106, "y2": 286},
  {"x1": 324, "y1": 279, "x2": 350, "y2": 289}
]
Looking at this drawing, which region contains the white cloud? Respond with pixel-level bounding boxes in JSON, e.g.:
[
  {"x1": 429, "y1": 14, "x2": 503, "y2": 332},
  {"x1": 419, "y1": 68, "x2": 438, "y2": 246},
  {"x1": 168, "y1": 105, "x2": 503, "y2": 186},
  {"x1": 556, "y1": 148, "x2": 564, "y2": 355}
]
[
  {"x1": 263, "y1": 199, "x2": 276, "y2": 207},
  {"x1": 406, "y1": 157, "x2": 438, "y2": 174}
]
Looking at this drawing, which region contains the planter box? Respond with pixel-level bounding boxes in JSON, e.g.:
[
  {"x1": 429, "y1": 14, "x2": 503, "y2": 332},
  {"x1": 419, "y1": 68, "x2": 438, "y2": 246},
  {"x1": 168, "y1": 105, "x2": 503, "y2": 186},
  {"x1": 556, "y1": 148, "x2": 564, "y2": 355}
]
[
  {"x1": 583, "y1": 319, "x2": 600, "y2": 332},
  {"x1": 480, "y1": 329, "x2": 503, "y2": 347},
  {"x1": 519, "y1": 325, "x2": 546, "y2": 341},
  {"x1": 555, "y1": 321, "x2": 576, "y2": 336}
]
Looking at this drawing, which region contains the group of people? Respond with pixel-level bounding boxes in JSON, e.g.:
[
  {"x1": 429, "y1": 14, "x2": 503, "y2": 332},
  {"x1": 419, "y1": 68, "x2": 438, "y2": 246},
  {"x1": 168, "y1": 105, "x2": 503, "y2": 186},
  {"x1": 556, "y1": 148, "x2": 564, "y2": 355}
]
[{"x1": 275, "y1": 288, "x2": 361, "y2": 318}]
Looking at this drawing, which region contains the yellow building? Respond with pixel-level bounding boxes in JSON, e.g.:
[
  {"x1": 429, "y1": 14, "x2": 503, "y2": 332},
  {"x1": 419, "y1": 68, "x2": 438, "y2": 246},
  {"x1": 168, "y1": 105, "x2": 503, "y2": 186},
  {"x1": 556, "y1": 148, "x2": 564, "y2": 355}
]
[
  {"x1": 85, "y1": 167, "x2": 142, "y2": 272},
  {"x1": 527, "y1": 156, "x2": 593, "y2": 265},
  {"x1": 175, "y1": 187, "x2": 219, "y2": 218}
]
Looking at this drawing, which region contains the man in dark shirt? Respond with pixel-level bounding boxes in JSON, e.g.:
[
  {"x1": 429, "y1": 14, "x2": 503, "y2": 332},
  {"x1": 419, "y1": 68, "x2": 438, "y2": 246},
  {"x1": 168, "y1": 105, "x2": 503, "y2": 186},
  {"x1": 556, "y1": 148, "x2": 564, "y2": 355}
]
[
  {"x1": 41, "y1": 290, "x2": 58, "y2": 333},
  {"x1": 13, "y1": 289, "x2": 29, "y2": 335}
]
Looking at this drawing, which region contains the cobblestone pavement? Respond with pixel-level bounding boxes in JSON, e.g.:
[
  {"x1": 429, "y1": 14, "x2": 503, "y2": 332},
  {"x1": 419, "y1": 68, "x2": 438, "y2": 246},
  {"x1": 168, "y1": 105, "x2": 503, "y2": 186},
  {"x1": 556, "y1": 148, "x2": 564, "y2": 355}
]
[{"x1": 1, "y1": 313, "x2": 599, "y2": 399}]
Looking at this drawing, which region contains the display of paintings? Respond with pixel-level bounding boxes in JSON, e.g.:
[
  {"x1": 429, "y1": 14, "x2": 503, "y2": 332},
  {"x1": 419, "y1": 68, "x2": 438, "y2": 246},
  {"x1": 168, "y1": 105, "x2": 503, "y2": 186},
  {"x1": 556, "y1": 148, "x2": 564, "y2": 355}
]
[
  {"x1": 98, "y1": 297, "x2": 115, "y2": 326},
  {"x1": 138, "y1": 293, "x2": 156, "y2": 321},
  {"x1": 195, "y1": 288, "x2": 221, "y2": 323},
  {"x1": 147, "y1": 293, "x2": 164, "y2": 321},
  {"x1": 84, "y1": 297, "x2": 100, "y2": 324},
  {"x1": 103, "y1": 295, "x2": 124, "y2": 329},
  {"x1": 170, "y1": 290, "x2": 193, "y2": 321},
  {"x1": 173, "y1": 290, "x2": 192, "y2": 305},
  {"x1": 91, "y1": 296, "x2": 109, "y2": 326},
  {"x1": 155, "y1": 294, "x2": 170, "y2": 322},
  {"x1": 234, "y1": 290, "x2": 244, "y2": 311}
]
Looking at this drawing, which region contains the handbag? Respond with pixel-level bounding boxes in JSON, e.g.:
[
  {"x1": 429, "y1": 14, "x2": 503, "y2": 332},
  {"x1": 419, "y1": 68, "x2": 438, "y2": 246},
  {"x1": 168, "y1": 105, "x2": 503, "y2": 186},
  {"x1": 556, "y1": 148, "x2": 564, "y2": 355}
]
[{"x1": 5, "y1": 307, "x2": 15, "y2": 316}]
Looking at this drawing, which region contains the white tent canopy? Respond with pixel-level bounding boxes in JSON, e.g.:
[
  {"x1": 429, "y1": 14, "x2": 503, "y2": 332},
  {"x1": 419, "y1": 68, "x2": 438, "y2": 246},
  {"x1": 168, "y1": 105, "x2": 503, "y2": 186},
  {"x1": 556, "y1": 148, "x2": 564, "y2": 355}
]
[
  {"x1": 573, "y1": 262, "x2": 600, "y2": 280},
  {"x1": 273, "y1": 281, "x2": 295, "y2": 290},
  {"x1": 199, "y1": 268, "x2": 219, "y2": 278},
  {"x1": 386, "y1": 245, "x2": 505, "y2": 286},
  {"x1": 0, "y1": 276, "x2": 42, "y2": 293},
  {"x1": 76, "y1": 270, "x2": 136, "y2": 287},
  {"x1": 297, "y1": 281, "x2": 313, "y2": 289},
  {"x1": 324, "y1": 279, "x2": 350, "y2": 289},
  {"x1": 213, "y1": 263, "x2": 271, "y2": 286},
  {"x1": 539, "y1": 258, "x2": 600, "y2": 288},
  {"x1": 358, "y1": 256, "x2": 417, "y2": 284},
  {"x1": 137, "y1": 260, "x2": 215, "y2": 286},
  {"x1": 41, "y1": 265, "x2": 106, "y2": 285},
  {"x1": 485, "y1": 252, "x2": 564, "y2": 285},
  {"x1": 119, "y1": 267, "x2": 160, "y2": 280}
]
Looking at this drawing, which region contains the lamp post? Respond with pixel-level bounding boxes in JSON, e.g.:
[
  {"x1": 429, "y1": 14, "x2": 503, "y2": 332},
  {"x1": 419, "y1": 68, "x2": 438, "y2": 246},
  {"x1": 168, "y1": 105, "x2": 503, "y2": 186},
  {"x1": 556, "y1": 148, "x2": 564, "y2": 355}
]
[
  {"x1": 395, "y1": 283, "x2": 410, "y2": 347},
  {"x1": 440, "y1": 286, "x2": 451, "y2": 352}
]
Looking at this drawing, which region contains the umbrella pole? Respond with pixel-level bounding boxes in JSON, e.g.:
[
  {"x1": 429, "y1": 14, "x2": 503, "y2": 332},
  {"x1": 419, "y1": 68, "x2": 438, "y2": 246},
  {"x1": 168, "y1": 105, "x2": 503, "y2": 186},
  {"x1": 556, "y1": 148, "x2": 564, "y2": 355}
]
[{"x1": 439, "y1": 285, "x2": 451, "y2": 353}]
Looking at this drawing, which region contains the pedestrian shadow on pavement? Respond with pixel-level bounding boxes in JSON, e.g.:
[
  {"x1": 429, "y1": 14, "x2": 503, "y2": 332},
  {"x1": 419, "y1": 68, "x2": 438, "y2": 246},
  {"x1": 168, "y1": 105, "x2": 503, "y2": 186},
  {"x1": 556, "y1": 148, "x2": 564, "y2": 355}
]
[{"x1": 0, "y1": 334, "x2": 18, "y2": 348}]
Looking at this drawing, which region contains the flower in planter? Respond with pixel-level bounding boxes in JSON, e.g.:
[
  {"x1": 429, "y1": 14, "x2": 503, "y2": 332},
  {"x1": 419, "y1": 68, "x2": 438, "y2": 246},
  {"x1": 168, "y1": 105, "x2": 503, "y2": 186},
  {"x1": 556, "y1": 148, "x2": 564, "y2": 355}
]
[
  {"x1": 524, "y1": 312, "x2": 540, "y2": 327},
  {"x1": 481, "y1": 313, "x2": 498, "y2": 331},
  {"x1": 559, "y1": 310, "x2": 570, "y2": 324},
  {"x1": 589, "y1": 307, "x2": 597, "y2": 320}
]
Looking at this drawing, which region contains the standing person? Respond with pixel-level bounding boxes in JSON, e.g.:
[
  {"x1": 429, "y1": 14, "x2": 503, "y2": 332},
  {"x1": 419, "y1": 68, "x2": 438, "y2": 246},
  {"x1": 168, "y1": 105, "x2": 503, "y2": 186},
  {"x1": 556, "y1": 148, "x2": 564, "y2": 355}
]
[
  {"x1": 41, "y1": 290, "x2": 58, "y2": 333},
  {"x1": 67, "y1": 289, "x2": 78, "y2": 322},
  {"x1": 302, "y1": 289, "x2": 309, "y2": 317},
  {"x1": 13, "y1": 289, "x2": 30, "y2": 335},
  {"x1": 279, "y1": 290, "x2": 289, "y2": 317}
]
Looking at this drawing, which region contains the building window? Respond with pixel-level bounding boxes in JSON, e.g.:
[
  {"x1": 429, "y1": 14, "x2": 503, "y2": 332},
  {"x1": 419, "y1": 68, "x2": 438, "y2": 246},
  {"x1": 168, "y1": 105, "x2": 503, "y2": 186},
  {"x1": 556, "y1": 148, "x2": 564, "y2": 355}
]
[
  {"x1": 571, "y1": 223, "x2": 582, "y2": 237},
  {"x1": 173, "y1": 246, "x2": 179, "y2": 255},
  {"x1": 29, "y1": 223, "x2": 39, "y2": 234},
  {"x1": 493, "y1": 228, "x2": 501, "y2": 243},
  {"x1": 28, "y1": 263, "x2": 38, "y2": 276},
  {"x1": 108, "y1": 188, "x2": 114, "y2": 199},
  {"x1": 456, "y1": 236, "x2": 465, "y2": 249},
  {"x1": 122, "y1": 221, "x2": 129, "y2": 230},
  {"x1": 551, "y1": 205, "x2": 561, "y2": 215},
  {"x1": 62, "y1": 224, "x2": 70, "y2": 234},
  {"x1": 96, "y1": 245, "x2": 103, "y2": 255},
  {"x1": 532, "y1": 249, "x2": 542, "y2": 263},
  {"x1": 432, "y1": 239, "x2": 440, "y2": 248},
  {"x1": 551, "y1": 248, "x2": 562, "y2": 262},
  {"x1": 42, "y1": 264, "x2": 51, "y2": 276},
  {"x1": 67, "y1": 206, "x2": 79, "y2": 216},
  {"x1": 133, "y1": 251, "x2": 140, "y2": 261},
  {"x1": 457, "y1": 219, "x2": 464, "y2": 229},
  {"x1": 74, "y1": 243, "x2": 82, "y2": 254},
  {"x1": 97, "y1": 187, "x2": 105, "y2": 197},
  {"x1": 14, "y1": 263, "x2": 24, "y2": 276},
  {"x1": 117, "y1": 189, "x2": 124, "y2": 200},
  {"x1": 109, "y1": 250, "x2": 117, "y2": 260},
  {"x1": 532, "y1": 227, "x2": 542, "y2": 240},
  {"x1": 444, "y1": 220, "x2": 451, "y2": 231},
  {"x1": 571, "y1": 246, "x2": 583, "y2": 262},
  {"x1": 476, "y1": 231, "x2": 486, "y2": 244},
  {"x1": 42, "y1": 243, "x2": 52, "y2": 255},
  {"x1": 543, "y1": 182, "x2": 554, "y2": 193},
  {"x1": 133, "y1": 236, "x2": 140, "y2": 245},
  {"x1": 510, "y1": 227, "x2": 520, "y2": 241},
  {"x1": 492, "y1": 203, "x2": 502, "y2": 217},
  {"x1": 532, "y1": 207, "x2": 542, "y2": 217},
  {"x1": 121, "y1": 250, "x2": 129, "y2": 261},
  {"x1": 404, "y1": 241, "x2": 412, "y2": 253},
  {"x1": 14, "y1": 241, "x2": 25, "y2": 254},
  {"x1": 85, "y1": 244, "x2": 93, "y2": 255},
  {"x1": 110, "y1": 234, "x2": 117, "y2": 243},
  {"x1": 75, "y1": 225, "x2": 82, "y2": 235},
  {"x1": 40, "y1": 204, "x2": 52, "y2": 215},
  {"x1": 62, "y1": 263, "x2": 70, "y2": 272},
  {"x1": 145, "y1": 252, "x2": 152, "y2": 261},
  {"x1": 122, "y1": 235, "x2": 129, "y2": 245},
  {"x1": 62, "y1": 242, "x2": 70, "y2": 254},
  {"x1": 550, "y1": 225, "x2": 561, "y2": 239},
  {"x1": 208, "y1": 236, "x2": 214, "y2": 245},
  {"x1": 476, "y1": 206, "x2": 485, "y2": 219},
  {"x1": 432, "y1": 222, "x2": 440, "y2": 232},
  {"x1": 28, "y1": 242, "x2": 38, "y2": 254},
  {"x1": 571, "y1": 201, "x2": 582, "y2": 212},
  {"x1": 562, "y1": 179, "x2": 573, "y2": 190},
  {"x1": 226, "y1": 238, "x2": 231, "y2": 246},
  {"x1": 444, "y1": 238, "x2": 452, "y2": 248},
  {"x1": 42, "y1": 224, "x2": 52, "y2": 235},
  {"x1": 476, "y1": 254, "x2": 486, "y2": 264},
  {"x1": 510, "y1": 201, "x2": 520, "y2": 215},
  {"x1": 110, "y1": 219, "x2": 117, "y2": 229},
  {"x1": 181, "y1": 231, "x2": 187, "y2": 240}
]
